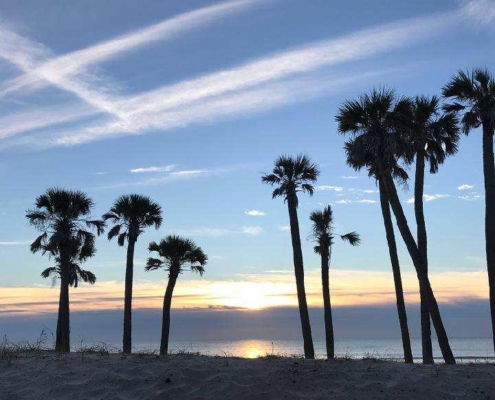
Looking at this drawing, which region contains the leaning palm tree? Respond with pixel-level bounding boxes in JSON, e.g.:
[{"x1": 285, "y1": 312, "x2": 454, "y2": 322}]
[
  {"x1": 345, "y1": 142, "x2": 414, "y2": 363},
  {"x1": 410, "y1": 95, "x2": 460, "y2": 363},
  {"x1": 26, "y1": 188, "x2": 104, "y2": 352},
  {"x1": 262, "y1": 154, "x2": 319, "y2": 359},
  {"x1": 309, "y1": 205, "x2": 360, "y2": 359},
  {"x1": 145, "y1": 235, "x2": 207, "y2": 355},
  {"x1": 443, "y1": 68, "x2": 495, "y2": 353},
  {"x1": 337, "y1": 89, "x2": 456, "y2": 364},
  {"x1": 103, "y1": 194, "x2": 163, "y2": 353}
]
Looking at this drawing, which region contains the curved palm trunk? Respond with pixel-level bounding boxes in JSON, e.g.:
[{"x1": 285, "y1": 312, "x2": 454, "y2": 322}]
[
  {"x1": 380, "y1": 166, "x2": 455, "y2": 364},
  {"x1": 378, "y1": 179, "x2": 413, "y2": 363},
  {"x1": 287, "y1": 195, "x2": 315, "y2": 359},
  {"x1": 482, "y1": 122, "x2": 495, "y2": 353},
  {"x1": 123, "y1": 233, "x2": 136, "y2": 354},
  {"x1": 414, "y1": 151, "x2": 434, "y2": 364},
  {"x1": 160, "y1": 273, "x2": 178, "y2": 356},
  {"x1": 321, "y1": 246, "x2": 334, "y2": 359}
]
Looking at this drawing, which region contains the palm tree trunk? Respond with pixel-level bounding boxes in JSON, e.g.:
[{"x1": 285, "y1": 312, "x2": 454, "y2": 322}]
[
  {"x1": 287, "y1": 194, "x2": 315, "y2": 359},
  {"x1": 55, "y1": 293, "x2": 62, "y2": 350},
  {"x1": 321, "y1": 246, "x2": 334, "y2": 359},
  {"x1": 482, "y1": 122, "x2": 495, "y2": 353},
  {"x1": 379, "y1": 165, "x2": 455, "y2": 364},
  {"x1": 378, "y1": 179, "x2": 413, "y2": 363},
  {"x1": 55, "y1": 270, "x2": 70, "y2": 353},
  {"x1": 414, "y1": 150, "x2": 434, "y2": 364},
  {"x1": 160, "y1": 273, "x2": 178, "y2": 356},
  {"x1": 123, "y1": 233, "x2": 136, "y2": 354}
]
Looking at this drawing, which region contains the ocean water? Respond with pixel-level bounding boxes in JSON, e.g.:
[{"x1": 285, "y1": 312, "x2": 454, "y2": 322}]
[{"x1": 120, "y1": 338, "x2": 495, "y2": 362}]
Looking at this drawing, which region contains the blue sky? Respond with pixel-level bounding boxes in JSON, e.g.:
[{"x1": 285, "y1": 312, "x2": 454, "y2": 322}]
[{"x1": 0, "y1": 0, "x2": 494, "y2": 324}]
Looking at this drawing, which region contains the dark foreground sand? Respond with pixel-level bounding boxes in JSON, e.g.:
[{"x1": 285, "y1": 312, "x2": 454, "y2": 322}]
[{"x1": 1, "y1": 353, "x2": 494, "y2": 400}]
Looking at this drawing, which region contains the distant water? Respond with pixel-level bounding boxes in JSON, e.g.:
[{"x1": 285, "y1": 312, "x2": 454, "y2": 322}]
[{"x1": 104, "y1": 338, "x2": 494, "y2": 362}]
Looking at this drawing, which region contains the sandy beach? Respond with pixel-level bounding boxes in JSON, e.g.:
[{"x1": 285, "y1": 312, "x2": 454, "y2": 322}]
[{"x1": 1, "y1": 353, "x2": 494, "y2": 400}]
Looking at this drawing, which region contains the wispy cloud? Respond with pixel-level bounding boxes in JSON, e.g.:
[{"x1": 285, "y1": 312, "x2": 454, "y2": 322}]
[
  {"x1": 462, "y1": 0, "x2": 495, "y2": 26},
  {"x1": 335, "y1": 199, "x2": 376, "y2": 205},
  {"x1": 130, "y1": 165, "x2": 176, "y2": 173},
  {"x1": 172, "y1": 225, "x2": 263, "y2": 238},
  {"x1": 406, "y1": 194, "x2": 452, "y2": 204},
  {"x1": 0, "y1": 0, "x2": 486, "y2": 150},
  {"x1": 0, "y1": 241, "x2": 30, "y2": 246},
  {"x1": 458, "y1": 184, "x2": 475, "y2": 190},
  {"x1": 317, "y1": 185, "x2": 344, "y2": 192},
  {"x1": 245, "y1": 209, "x2": 265, "y2": 216}
]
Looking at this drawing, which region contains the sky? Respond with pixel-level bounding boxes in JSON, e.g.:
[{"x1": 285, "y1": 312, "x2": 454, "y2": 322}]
[{"x1": 0, "y1": 0, "x2": 494, "y2": 342}]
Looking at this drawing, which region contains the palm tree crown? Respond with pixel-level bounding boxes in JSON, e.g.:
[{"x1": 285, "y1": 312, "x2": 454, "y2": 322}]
[
  {"x1": 26, "y1": 188, "x2": 104, "y2": 266},
  {"x1": 103, "y1": 194, "x2": 163, "y2": 244},
  {"x1": 411, "y1": 95, "x2": 460, "y2": 173},
  {"x1": 146, "y1": 235, "x2": 207, "y2": 276},
  {"x1": 442, "y1": 68, "x2": 495, "y2": 134},
  {"x1": 337, "y1": 88, "x2": 414, "y2": 176},
  {"x1": 309, "y1": 205, "x2": 360, "y2": 253},
  {"x1": 261, "y1": 154, "x2": 320, "y2": 206}
]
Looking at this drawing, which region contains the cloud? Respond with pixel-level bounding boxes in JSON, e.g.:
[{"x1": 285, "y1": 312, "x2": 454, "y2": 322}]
[
  {"x1": 458, "y1": 184, "x2": 475, "y2": 190},
  {"x1": 407, "y1": 194, "x2": 452, "y2": 204},
  {"x1": 0, "y1": 1, "x2": 473, "y2": 149},
  {"x1": 341, "y1": 176, "x2": 360, "y2": 180},
  {"x1": 356, "y1": 199, "x2": 377, "y2": 204},
  {"x1": 171, "y1": 225, "x2": 263, "y2": 238},
  {"x1": 241, "y1": 226, "x2": 263, "y2": 236},
  {"x1": 0, "y1": 241, "x2": 30, "y2": 246},
  {"x1": 461, "y1": 0, "x2": 495, "y2": 26},
  {"x1": 349, "y1": 188, "x2": 378, "y2": 194},
  {"x1": 317, "y1": 185, "x2": 344, "y2": 192},
  {"x1": 458, "y1": 193, "x2": 483, "y2": 201},
  {"x1": 245, "y1": 209, "x2": 265, "y2": 216},
  {"x1": 335, "y1": 199, "x2": 376, "y2": 205},
  {"x1": 279, "y1": 226, "x2": 290, "y2": 232},
  {"x1": 130, "y1": 165, "x2": 176, "y2": 173}
]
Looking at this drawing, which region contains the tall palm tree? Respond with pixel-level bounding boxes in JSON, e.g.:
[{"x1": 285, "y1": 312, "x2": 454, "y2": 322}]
[
  {"x1": 337, "y1": 89, "x2": 456, "y2": 364},
  {"x1": 443, "y1": 69, "x2": 495, "y2": 353},
  {"x1": 345, "y1": 142, "x2": 414, "y2": 363},
  {"x1": 262, "y1": 154, "x2": 319, "y2": 359},
  {"x1": 309, "y1": 205, "x2": 360, "y2": 359},
  {"x1": 103, "y1": 194, "x2": 163, "y2": 354},
  {"x1": 146, "y1": 235, "x2": 207, "y2": 355},
  {"x1": 26, "y1": 188, "x2": 104, "y2": 352},
  {"x1": 410, "y1": 95, "x2": 460, "y2": 363}
]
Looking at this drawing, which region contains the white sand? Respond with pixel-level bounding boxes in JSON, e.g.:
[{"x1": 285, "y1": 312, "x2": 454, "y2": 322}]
[{"x1": 1, "y1": 353, "x2": 494, "y2": 399}]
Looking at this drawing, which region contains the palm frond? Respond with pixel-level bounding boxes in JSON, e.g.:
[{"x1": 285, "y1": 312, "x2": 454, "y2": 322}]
[{"x1": 340, "y1": 232, "x2": 361, "y2": 246}]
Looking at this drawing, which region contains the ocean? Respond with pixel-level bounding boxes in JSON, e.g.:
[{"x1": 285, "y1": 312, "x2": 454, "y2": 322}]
[{"x1": 114, "y1": 338, "x2": 495, "y2": 361}]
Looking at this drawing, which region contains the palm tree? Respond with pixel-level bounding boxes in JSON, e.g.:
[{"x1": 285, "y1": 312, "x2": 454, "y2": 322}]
[
  {"x1": 145, "y1": 235, "x2": 207, "y2": 355},
  {"x1": 337, "y1": 89, "x2": 456, "y2": 364},
  {"x1": 26, "y1": 188, "x2": 104, "y2": 352},
  {"x1": 262, "y1": 154, "x2": 319, "y2": 359},
  {"x1": 309, "y1": 205, "x2": 360, "y2": 359},
  {"x1": 103, "y1": 194, "x2": 163, "y2": 354},
  {"x1": 345, "y1": 142, "x2": 414, "y2": 363},
  {"x1": 443, "y1": 69, "x2": 495, "y2": 353},
  {"x1": 410, "y1": 95, "x2": 460, "y2": 363}
]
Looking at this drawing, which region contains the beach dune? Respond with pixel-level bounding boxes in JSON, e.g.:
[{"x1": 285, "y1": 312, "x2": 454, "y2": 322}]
[{"x1": 1, "y1": 353, "x2": 494, "y2": 399}]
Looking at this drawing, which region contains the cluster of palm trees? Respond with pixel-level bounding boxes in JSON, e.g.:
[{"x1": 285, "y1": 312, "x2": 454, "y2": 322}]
[
  {"x1": 262, "y1": 68, "x2": 495, "y2": 365},
  {"x1": 27, "y1": 191, "x2": 207, "y2": 355},
  {"x1": 26, "y1": 68, "x2": 494, "y2": 363}
]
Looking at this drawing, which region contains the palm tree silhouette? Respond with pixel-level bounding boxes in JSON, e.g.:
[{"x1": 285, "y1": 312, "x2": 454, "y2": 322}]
[
  {"x1": 103, "y1": 194, "x2": 163, "y2": 354},
  {"x1": 337, "y1": 88, "x2": 455, "y2": 364},
  {"x1": 410, "y1": 95, "x2": 460, "y2": 363},
  {"x1": 262, "y1": 154, "x2": 319, "y2": 359},
  {"x1": 345, "y1": 142, "x2": 414, "y2": 363},
  {"x1": 309, "y1": 205, "x2": 360, "y2": 359},
  {"x1": 26, "y1": 188, "x2": 104, "y2": 352},
  {"x1": 146, "y1": 235, "x2": 207, "y2": 355},
  {"x1": 443, "y1": 69, "x2": 495, "y2": 353}
]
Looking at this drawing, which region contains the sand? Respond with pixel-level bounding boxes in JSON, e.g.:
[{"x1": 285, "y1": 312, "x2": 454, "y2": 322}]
[{"x1": 1, "y1": 353, "x2": 494, "y2": 400}]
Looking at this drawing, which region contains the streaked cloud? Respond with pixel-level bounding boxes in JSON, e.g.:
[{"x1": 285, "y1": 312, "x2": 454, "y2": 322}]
[
  {"x1": 0, "y1": 241, "x2": 30, "y2": 246},
  {"x1": 171, "y1": 225, "x2": 263, "y2": 238},
  {"x1": 317, "y1": 185, "x2": 344, "y2": 192},
  {"x1": 406, "y1": 194, "x2": 452, "y2": 204},
  {"x1": 245, "y1": 209, "x2": 265, "y2": 216},
  {"x1": 130, "y1": 165, "x2": 176, "y2": 173},
  {"x1": 0, "y1": 0, "x2": 479, "y2": 149},
  {"x1": 458, "y1": 184, "x2": 475, "y2": 190}
]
